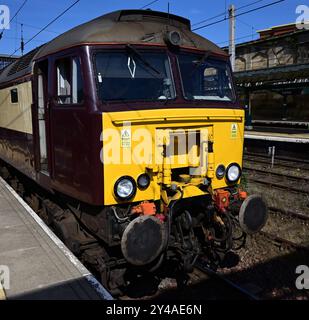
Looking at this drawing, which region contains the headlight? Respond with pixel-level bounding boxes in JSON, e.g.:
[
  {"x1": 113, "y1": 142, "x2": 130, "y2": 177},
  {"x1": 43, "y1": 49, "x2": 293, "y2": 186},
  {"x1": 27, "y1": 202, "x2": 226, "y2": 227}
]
[
  {"x1": 137, "y1": 174, "x2": 150, "y2": 189},
  {"x1": 165, "y1": 30, "x2": 182, "y2": 46},
  {"x1": 216, "y1": 165, "x2": 226, "y2": 179},
  {"x1": 226, "y1": 163, "x2": 241, "y2": 183},
  {"x1": 114, "y1": 176, "x2": 136, "y2": 200}
]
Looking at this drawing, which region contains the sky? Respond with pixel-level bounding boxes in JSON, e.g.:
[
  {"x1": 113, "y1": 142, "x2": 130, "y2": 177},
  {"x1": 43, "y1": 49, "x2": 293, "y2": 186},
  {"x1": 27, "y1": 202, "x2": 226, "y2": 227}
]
[{"x1": 0, "y1": 0, "x2": 306, "y2": 56}]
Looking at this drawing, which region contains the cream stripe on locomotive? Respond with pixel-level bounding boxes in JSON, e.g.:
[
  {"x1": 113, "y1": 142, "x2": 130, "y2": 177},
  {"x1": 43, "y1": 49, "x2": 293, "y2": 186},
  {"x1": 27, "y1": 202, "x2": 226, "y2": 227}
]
[{"x1": 0, "y1": 81, "x2": 33, "y2": 134}]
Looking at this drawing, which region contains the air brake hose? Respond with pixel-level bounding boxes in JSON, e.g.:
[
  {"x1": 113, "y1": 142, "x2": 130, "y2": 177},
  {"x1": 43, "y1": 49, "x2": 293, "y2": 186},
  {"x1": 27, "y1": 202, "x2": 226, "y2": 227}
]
[
  {"x1": 211, "y1": 212, "x2": 233, "y2": 243},
  {"x1": 166, "y1": 188, "x2": 184, "y2": 249}
]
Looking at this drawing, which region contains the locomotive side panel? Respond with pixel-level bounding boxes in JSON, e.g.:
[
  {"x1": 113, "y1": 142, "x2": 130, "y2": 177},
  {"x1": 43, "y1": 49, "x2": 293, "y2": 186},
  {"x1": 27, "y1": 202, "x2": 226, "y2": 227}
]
[
  {"x1": 0, "y1": 81, "x2": 35, "y2": 178},
  {"x1": 49, "y1": 110, "x2": 104, "y2": 205},
  {"x1": 45, "y1": 49, "x2": 105, "y2": 205}
]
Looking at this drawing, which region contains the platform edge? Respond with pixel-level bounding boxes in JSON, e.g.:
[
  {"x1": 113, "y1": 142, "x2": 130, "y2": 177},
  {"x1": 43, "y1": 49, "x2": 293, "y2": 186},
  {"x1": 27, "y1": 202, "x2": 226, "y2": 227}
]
[{"x1": 0, "y1": 176, "x2": 113, "y2": 301}]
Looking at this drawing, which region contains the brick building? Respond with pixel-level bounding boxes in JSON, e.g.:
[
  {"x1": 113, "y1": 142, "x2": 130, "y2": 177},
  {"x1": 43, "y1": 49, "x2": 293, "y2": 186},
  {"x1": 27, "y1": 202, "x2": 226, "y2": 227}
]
[{"x1": 224, "y1": 23, "x2": 309, "y2": 126}]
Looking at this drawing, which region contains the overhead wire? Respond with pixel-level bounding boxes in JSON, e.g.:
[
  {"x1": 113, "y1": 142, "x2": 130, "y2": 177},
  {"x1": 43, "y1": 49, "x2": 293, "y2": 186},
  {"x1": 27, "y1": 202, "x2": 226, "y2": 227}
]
[
  {"x1": 0, "y1": 0, "x2": 29, "y2": 39},
  {"x1": 18, "y1": 22, "x2": 60, "y2": 35},
  {"x1": 8, "y1": 0, "x2": 81, "y2": 57},
  {"x1": 192, "y1": 0, "x2": 265, "y2": 27},
  {"x1": 192, "y1": 0, "x2": 285, "y2": 31},
  {"x1": 140, "y1": 0, "x2": 160, "y2": 10},
  {"x1": 216, "y1": 33, "x2": 259, "y2": 45}
]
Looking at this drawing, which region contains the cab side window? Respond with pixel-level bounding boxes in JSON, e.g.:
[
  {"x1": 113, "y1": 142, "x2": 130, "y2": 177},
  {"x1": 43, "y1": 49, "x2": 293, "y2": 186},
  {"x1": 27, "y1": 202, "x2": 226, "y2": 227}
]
[{"x1": 56, "y1": 57, "x2": 83, "y2": 104}]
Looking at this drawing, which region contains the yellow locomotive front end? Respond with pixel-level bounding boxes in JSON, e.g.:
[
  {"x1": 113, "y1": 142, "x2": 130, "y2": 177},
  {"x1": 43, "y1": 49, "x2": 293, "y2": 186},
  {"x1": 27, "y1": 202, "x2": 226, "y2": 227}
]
[{"x1": 89, "y1": 12, "x2": 268, "y2": 291}]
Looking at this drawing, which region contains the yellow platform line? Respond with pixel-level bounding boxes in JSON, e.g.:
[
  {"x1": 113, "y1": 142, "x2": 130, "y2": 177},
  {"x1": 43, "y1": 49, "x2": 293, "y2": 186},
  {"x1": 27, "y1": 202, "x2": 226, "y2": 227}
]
[{"x1": 0, "y1": 281, "x2": 6, "y2": 300}]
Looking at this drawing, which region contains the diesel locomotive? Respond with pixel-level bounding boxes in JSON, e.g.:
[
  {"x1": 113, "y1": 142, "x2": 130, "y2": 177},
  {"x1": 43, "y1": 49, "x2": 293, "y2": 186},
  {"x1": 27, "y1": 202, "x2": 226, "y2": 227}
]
[{"x1": 0, "y1": 10, "x2": 268, "y2": 294}]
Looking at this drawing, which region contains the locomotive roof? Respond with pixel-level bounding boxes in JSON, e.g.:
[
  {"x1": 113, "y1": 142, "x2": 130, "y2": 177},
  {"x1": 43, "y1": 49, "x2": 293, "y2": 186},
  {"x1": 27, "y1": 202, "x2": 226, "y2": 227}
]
[{"x1": 0, "y1": 9, "x2": 226, "y2": 85}]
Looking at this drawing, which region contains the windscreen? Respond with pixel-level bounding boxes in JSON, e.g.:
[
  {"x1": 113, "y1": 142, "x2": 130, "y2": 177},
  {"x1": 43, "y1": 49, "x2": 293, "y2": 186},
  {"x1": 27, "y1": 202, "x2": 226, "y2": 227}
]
[
  {"x1": 178, "y1": 53, "x2": 235, "y2": 102},
  {"x1": 95, "y1": 51, "x2": 175, "y2": 102}
]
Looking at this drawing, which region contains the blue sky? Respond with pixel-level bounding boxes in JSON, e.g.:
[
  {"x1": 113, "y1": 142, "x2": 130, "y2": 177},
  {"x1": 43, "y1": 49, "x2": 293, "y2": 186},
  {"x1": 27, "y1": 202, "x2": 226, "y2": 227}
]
[{"x1": 0, "y1": 0, "x2": 305, "y2": 56}]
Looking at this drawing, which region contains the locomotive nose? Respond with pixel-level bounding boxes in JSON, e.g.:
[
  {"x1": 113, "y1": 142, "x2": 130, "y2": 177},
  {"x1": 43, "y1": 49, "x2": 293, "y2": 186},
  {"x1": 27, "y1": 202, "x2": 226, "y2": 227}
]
[{"x1": 238, "y1": 195, "x2": 268, "y2": 234}]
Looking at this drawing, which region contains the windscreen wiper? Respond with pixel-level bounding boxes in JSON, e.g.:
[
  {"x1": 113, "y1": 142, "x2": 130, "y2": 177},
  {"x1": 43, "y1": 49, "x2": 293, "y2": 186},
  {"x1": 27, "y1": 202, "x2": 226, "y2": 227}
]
[
  {"x1": 193, "y1": 51, "x2": 211, "y2": 67},
  {"x1": 126, "y1": 44, "x2": 161, "y2": 76},
  {"x1": 190, "y1": 50, "x2": 211, "y2": 76}
]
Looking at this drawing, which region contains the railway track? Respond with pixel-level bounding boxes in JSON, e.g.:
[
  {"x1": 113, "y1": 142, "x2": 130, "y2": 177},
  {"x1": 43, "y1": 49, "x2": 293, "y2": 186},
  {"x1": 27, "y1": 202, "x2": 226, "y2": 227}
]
[
  {"x1": 243, "y1": 170, "x2": 309, "y2": 194},
  {"x1": 214, "y1": 226, "x2": 309, "y2": 300},
  {"x1": 194, "y1": 258, "x2": 259, "y2": 300},
  {"x1": 261, "y1": 206, "x2": 309, "y2": 252},
  {"x1": 259, "y1": 231, "x2": 309, "y2": 252},
  {"x1": 269, "y1": 206, "x2": 309, "y2": 221},
  {"x1": 243, "y1": 153, "x2": 309, "y2": 172},
  {"x1": 243, "y1": 152, "x2": 309, "y2": 194},
  {"x1": 244, "y1": 151, "x2": 309, "y2": 164},
  {"x1": 207, "y1": 207, "x2": 309, "y2": 300},
  {"x1": 243, "y1": 166, "x2": 309, "y2": 183}
]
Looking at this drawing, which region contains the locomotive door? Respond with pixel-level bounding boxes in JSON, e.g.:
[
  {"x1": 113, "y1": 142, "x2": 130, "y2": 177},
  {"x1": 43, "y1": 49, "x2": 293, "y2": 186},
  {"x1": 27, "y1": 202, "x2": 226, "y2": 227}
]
[{"x1": 34, "y1": 60, "x2": 50, "y2": 176}]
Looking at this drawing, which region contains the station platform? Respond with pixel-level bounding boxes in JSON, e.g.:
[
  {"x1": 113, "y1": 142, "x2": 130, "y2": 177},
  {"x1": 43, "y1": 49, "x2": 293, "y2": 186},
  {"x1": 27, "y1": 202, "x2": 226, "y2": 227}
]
[
  {"x1": 0, "y1": 176, "x2": 113, "y2": 300},
  {"x1": 245, "y1": 130, "x2": 309, "y2": 144}
]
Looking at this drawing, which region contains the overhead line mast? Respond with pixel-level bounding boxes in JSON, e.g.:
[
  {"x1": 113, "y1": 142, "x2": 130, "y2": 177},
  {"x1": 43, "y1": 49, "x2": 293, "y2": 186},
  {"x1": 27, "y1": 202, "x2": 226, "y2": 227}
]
[
  {"x1": 229, "y1": 5, "x2": 236, "y2": 71},
  {"x1": 21, "y1": 24, "x2": 25, "y2": 56}
]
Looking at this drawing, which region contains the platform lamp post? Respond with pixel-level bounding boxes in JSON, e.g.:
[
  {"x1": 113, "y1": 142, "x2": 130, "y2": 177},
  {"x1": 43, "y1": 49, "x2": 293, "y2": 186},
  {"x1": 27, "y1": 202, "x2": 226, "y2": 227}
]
[{"x1": 244, "y1": 90, "x2": 253, "y2": 130}]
